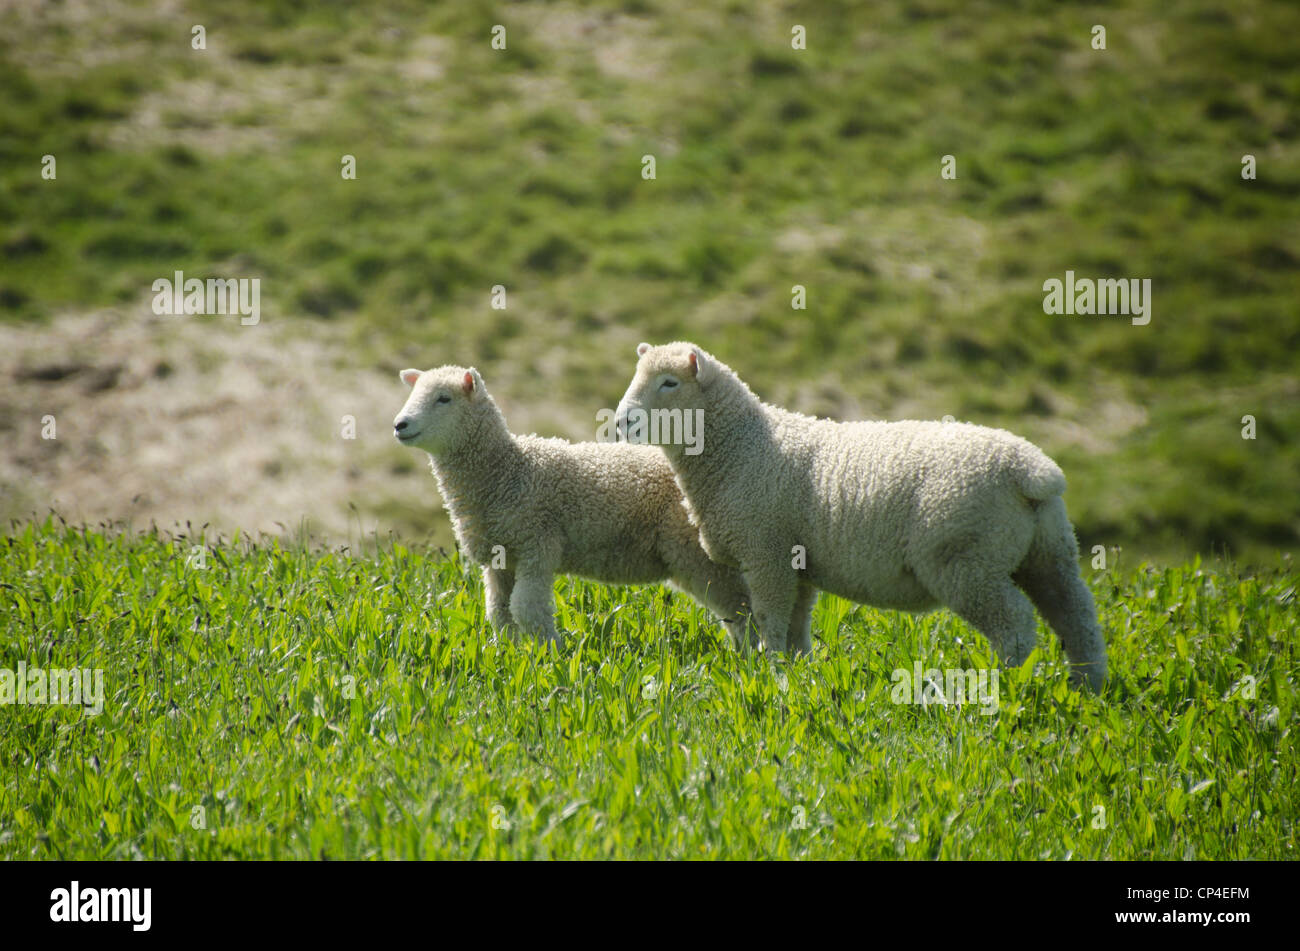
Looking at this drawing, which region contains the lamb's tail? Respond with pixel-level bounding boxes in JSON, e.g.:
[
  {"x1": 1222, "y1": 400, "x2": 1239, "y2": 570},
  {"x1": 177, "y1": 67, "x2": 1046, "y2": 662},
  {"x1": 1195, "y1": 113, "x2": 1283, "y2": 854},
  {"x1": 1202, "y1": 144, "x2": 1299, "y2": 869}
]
[{"x1": 1011, "y1": 446, "x2": 1066, "y2": 501}]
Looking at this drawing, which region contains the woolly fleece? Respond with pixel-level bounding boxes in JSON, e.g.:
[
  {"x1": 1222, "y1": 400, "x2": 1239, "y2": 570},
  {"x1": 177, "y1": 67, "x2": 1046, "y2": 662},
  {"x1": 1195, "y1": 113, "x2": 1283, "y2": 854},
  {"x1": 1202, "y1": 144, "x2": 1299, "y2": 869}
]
[{"x1": 616, "y1": 342, "x2": 1108, "y2": 688}]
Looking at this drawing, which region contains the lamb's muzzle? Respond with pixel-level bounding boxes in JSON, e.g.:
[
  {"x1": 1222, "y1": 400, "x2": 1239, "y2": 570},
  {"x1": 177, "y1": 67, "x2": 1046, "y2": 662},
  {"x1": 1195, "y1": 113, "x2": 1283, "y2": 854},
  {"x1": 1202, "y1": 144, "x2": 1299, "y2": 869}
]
[
  {"x1": 612, "y1": 400, "x2": 643, "y2": 444},
  {"x1": 392, "y1": 417, "x2": 419, "y2": 442}
]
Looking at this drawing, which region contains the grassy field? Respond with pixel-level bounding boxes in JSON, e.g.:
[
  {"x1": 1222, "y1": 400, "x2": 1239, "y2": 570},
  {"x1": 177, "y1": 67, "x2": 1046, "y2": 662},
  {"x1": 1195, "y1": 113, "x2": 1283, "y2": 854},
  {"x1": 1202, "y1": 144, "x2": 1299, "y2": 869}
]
[
  {"x1": 1, "y1": 0, "x2": 1298, "y2": 559},
  {"x1": 1, "y1": 519, "x2": 1294, "y2": 859}
]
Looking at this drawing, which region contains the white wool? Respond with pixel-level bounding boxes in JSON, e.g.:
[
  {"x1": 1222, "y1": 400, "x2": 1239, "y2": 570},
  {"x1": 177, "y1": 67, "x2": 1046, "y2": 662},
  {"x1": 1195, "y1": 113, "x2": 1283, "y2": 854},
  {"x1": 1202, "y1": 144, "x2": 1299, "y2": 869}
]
[
  {"x1": 616, "y1": 342, "x2": 1107, "y2": 688},
  {"x1": 394, "y1": 365, "x2": 751, "y2": 645}
]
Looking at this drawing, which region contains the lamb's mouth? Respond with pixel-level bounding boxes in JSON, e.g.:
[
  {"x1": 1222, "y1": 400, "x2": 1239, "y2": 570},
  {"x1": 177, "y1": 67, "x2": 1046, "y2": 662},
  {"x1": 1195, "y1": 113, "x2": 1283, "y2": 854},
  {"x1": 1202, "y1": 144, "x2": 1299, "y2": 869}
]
[{"x1": 394, "y1": 429, "x2": 421, "y2": 442}]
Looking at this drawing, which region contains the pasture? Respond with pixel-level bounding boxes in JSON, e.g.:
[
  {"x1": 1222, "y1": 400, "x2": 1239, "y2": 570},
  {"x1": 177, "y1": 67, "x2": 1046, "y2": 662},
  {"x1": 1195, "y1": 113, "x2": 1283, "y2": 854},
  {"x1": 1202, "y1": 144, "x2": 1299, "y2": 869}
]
[{"x1": 1, "y1": 520, "x2": 1294, "y2": 859}]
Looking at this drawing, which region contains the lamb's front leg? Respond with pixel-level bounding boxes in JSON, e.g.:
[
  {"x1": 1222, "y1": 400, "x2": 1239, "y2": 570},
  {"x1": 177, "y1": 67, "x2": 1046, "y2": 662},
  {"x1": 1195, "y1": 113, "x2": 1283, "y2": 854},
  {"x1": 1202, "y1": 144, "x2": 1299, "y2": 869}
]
[
  {"x1": 482, "y1": 566, "x2": 515, "y2": 635},
  {"x1": 742, "y1": 562, "x2": 799, "y2": 655},
  {"x1": 508, "y1": 560, "x2": 560, "y2": 645},
  {"x1": 788, "y1": 579, "x2": 818, "y2": 656}
]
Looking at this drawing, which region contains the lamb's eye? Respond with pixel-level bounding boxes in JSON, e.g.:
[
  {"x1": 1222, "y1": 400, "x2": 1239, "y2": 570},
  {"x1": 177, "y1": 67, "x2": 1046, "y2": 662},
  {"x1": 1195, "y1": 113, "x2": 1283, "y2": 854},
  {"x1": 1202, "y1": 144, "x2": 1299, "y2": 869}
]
[
  {"x1": 436, "y1": 394, "x2": 451, "y2": 404},
  {"x1": 660, "y1": 379, "x2": 679, "y2": 390}
]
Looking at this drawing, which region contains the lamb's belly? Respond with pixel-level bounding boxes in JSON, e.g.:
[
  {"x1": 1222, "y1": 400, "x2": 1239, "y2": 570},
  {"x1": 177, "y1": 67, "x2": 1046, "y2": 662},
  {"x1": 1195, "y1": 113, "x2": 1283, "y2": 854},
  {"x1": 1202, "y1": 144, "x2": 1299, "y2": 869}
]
[
  {"x1": 576, "y1": 558, "x2": 665, "y2": 584},
  {"x1": 559, "y1": 538, "x2": 665, "y2": 586},
  {"x1": 811, "y1": 559, "x2": 936, "y2": 611},
  {"x1": 803, "y1": 502, "x2": 936, "y2": 611}
]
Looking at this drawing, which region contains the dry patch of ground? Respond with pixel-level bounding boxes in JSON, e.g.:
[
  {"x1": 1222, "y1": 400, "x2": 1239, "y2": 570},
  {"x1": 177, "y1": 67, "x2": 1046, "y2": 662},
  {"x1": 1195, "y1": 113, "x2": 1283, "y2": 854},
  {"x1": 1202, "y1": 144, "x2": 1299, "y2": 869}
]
[{"x1": 0, "y1": 307, "x2": 454, "y2": 545}]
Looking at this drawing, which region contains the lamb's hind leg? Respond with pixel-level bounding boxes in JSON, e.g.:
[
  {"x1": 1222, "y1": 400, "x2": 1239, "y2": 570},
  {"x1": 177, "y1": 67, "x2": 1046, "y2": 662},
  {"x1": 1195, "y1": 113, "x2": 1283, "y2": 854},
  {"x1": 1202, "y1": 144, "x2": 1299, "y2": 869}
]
[
  {"x1": 662, "y1": 545, "x2": 756, "y2": 649},
  {"x1": 1014, "y1": 497, "x2": 1107, "y2": 690},
  {"x1": 916, "y1": 555, "x2": 1039, "y2": 671}
]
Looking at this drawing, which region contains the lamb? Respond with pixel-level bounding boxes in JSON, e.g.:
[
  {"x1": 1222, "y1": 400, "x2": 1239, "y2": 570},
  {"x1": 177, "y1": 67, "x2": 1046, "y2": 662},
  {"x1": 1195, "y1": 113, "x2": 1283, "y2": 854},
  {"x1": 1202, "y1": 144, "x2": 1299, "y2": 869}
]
[
  {"x1": 393, "y1": 364, "x2": 753, "y2": 646},
  {"x1": 615, "y1": 342, "x2": 1108, "y2": 689}
]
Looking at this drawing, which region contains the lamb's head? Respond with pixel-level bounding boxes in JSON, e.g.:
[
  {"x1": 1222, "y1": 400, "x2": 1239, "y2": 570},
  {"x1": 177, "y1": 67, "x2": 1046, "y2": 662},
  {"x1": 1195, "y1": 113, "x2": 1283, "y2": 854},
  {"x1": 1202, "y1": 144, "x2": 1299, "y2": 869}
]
[
  {"x1": 614, "y1": 341, "x2": 721, "y2": 445},
  {"x1": 393, "y1": 365, "x2": 489, "y2": 455}
]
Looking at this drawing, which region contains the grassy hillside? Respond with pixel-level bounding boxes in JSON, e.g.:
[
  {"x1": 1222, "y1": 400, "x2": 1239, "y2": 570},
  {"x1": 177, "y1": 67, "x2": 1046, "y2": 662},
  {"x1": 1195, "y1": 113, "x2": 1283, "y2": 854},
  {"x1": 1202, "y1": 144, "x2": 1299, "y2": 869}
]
[
  {"x1": 0, "y1": 520, "x2": 1294, "y2": 859},
  {"x1": 1, "y1": 0, "x2": 1298, "y2": 561}
]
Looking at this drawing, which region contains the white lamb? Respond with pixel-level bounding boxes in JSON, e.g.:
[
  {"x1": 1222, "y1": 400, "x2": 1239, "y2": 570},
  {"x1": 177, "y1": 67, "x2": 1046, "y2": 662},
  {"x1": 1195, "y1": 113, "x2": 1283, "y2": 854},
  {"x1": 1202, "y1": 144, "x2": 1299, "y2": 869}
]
[
  {"x1": 615, "y1": 342, "x2": 1108, "y2": 689},
  {"x1": 393, "y1": 364, "x2": 753, "y2": 646}
]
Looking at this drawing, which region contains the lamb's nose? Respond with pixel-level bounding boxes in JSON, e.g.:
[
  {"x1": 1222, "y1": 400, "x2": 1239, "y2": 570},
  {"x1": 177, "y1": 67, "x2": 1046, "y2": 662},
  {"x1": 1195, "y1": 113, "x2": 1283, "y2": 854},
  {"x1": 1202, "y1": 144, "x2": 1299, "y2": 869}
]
[{"x1": 394, "y1": 419, "x2": 409, "y2": 432}]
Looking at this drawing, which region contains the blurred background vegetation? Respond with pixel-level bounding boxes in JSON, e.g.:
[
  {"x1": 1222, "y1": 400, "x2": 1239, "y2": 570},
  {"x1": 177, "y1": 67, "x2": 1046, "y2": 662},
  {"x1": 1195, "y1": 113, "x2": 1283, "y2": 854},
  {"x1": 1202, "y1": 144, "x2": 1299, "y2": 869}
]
[{"x1": 1, "y1": 0, "x2": 1297, "y2": 563}]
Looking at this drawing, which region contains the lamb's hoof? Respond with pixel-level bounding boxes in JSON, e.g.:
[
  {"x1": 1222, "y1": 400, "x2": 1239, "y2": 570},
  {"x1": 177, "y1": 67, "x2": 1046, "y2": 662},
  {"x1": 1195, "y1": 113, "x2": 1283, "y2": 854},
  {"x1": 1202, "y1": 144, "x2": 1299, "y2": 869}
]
[{"x1": 1069, "y1": 663, "x2": 1107, "y2": 692}]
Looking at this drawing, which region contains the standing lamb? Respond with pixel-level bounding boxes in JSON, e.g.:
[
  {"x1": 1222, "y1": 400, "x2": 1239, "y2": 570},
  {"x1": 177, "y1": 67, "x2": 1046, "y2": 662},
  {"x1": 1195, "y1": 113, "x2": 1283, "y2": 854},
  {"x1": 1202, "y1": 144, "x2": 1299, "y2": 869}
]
[
  {"x1": 393, "y1": 364, "x2": 753, "y2": 646},
  {"x1": 615, "y1": 342, "x2": 1108, "y2": 689}
]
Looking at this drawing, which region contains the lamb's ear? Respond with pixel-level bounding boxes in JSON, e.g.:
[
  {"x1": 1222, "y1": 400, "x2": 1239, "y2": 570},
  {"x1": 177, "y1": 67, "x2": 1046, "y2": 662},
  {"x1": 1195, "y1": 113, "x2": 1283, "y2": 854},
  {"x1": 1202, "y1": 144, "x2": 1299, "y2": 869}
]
[
  {"x1": 400, "y1": 369, "x2": 422, "y2": 388},
  {"x1": 463, "y1": 369, "x2": 480, "y2": 397},
  {"x1": 688, "y1": 349, "x2": 716, "y2": 386},
  {"x1": 636, "y1": 342, "x2": 651, "y2": 357}
]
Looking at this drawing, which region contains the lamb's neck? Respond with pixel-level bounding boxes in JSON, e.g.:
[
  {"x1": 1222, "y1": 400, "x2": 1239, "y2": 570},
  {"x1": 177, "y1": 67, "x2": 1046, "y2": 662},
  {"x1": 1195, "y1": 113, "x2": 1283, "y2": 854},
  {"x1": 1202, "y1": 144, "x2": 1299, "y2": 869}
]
[
  {"x1": 668, "y1": 394, "x2": 765, "y2": 506},
  {"x1": 430, "y1": 415, "x2": 521, "y2": 511}
]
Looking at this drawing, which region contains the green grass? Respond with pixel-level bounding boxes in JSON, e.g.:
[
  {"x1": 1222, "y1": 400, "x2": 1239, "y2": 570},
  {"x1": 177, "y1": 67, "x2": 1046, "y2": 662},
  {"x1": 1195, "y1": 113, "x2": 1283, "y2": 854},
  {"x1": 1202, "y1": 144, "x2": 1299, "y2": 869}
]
[
  {"x1": 2, "y1": 0, "x2": 1298, "y2": 561},
  {"x1": 1, "y1": 518, "x2": 1294, "y2": 859}
]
